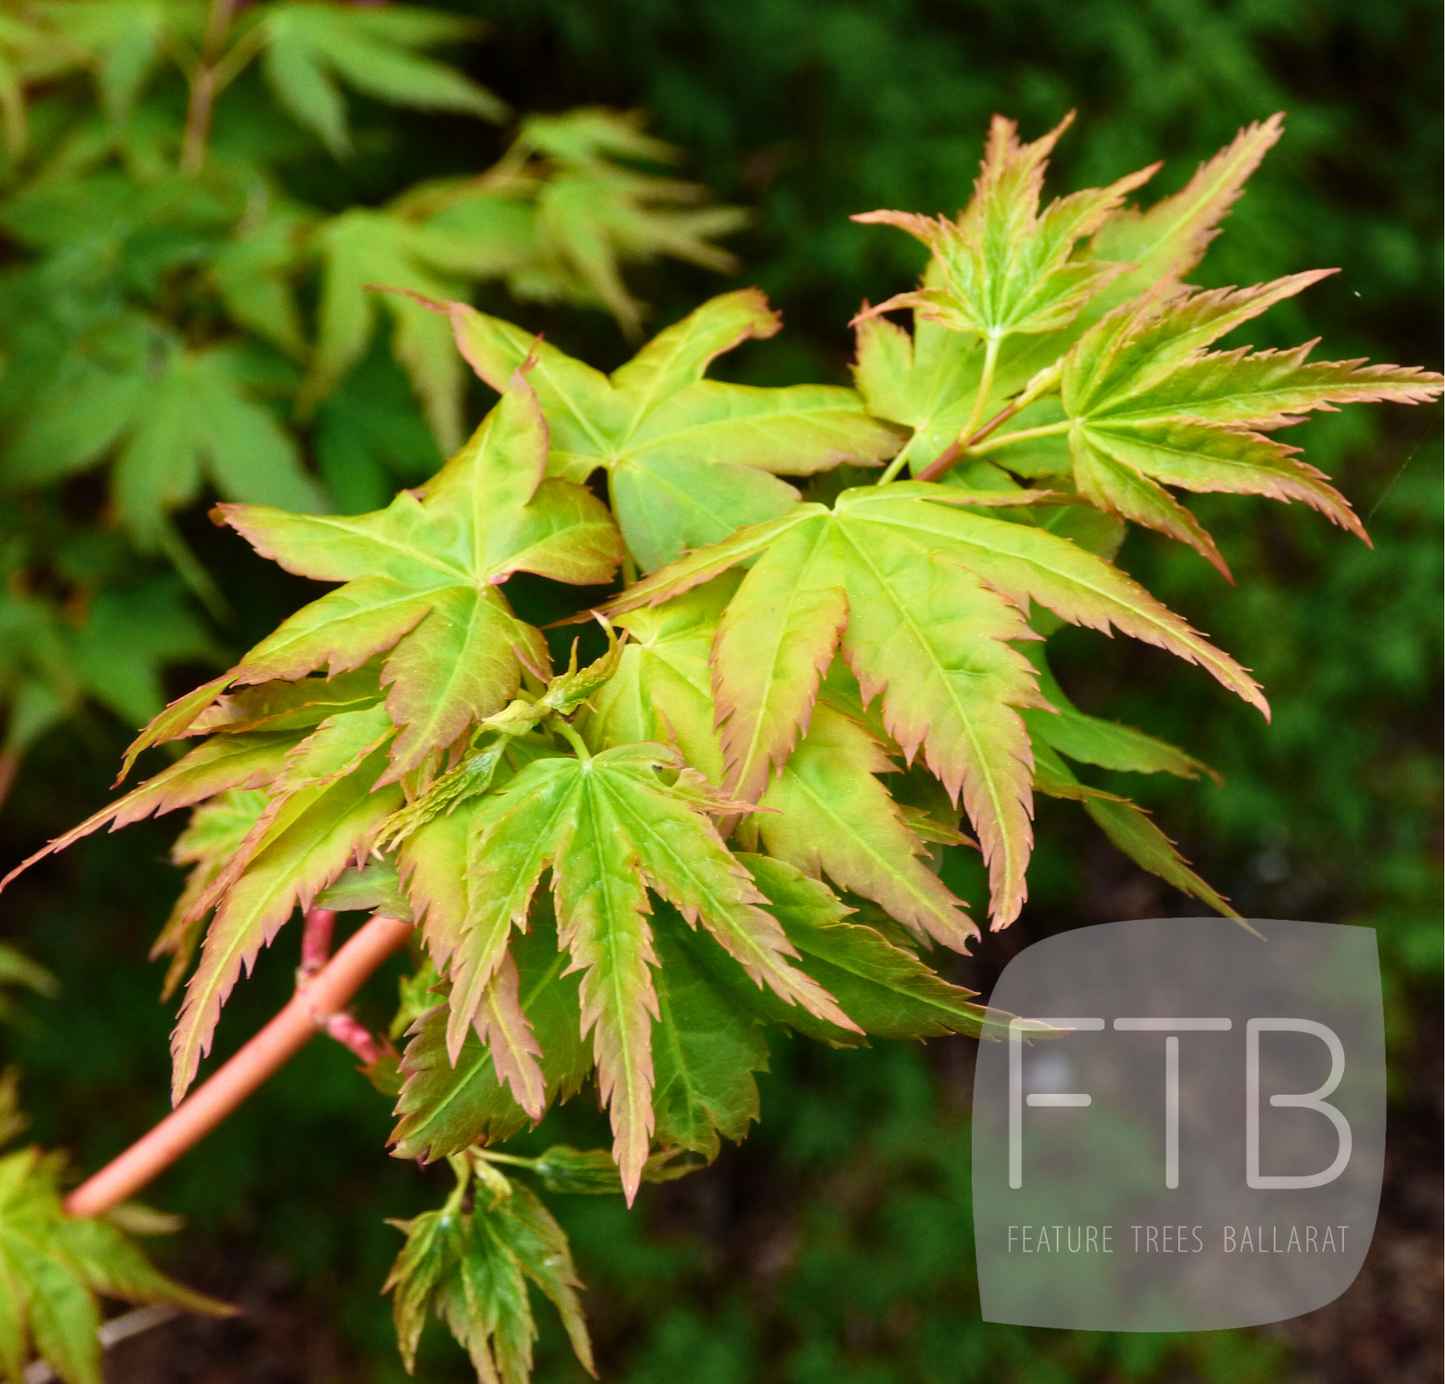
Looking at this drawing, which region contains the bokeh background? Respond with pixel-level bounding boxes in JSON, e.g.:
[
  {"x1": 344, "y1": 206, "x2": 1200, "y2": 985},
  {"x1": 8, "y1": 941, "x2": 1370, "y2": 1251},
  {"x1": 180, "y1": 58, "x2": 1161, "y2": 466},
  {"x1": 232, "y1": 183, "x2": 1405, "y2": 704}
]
[{"x1": 1, "y1": 0, "x2": 1439, "y2": 1380}]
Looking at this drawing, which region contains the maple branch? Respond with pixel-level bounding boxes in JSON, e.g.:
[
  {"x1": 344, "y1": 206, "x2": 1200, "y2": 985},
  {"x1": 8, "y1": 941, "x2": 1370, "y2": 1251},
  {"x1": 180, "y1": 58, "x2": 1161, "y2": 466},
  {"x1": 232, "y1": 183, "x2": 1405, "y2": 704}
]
[
  {"x1": 300, "y1": 907, "x2": 338, "y2": 977},
  {"x1": 180, "y1": 0, "x2": 237, "y2": 173},
  {"x1": 63, "y1": 914, "x2": 414, "y2": 1220}
]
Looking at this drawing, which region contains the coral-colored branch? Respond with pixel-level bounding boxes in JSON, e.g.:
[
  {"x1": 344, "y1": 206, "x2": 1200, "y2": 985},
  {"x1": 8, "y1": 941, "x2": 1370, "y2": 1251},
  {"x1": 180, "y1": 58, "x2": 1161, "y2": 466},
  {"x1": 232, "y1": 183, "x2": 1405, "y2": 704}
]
[
  {"x1": 63, "y1": 914, "x2": 414, "y2": 1219},
  {"x1": 300, "y1": 907, "x2": 337, "y2": 977}
]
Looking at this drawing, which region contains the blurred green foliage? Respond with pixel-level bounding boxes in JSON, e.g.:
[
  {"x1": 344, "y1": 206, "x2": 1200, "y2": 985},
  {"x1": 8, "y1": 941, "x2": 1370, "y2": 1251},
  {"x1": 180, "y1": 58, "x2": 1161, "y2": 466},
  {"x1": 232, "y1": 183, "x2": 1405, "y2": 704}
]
[{"x1": 0, "y1": 0, "x2": 1438, "y2": 1379}]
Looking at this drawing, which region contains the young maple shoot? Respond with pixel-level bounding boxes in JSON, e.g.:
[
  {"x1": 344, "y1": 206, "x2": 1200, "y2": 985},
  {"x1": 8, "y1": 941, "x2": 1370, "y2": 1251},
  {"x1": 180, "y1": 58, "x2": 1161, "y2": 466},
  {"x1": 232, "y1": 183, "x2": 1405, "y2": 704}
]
[{"x1": 3, "y1": 112, "x2": 1440, "y2": 1382}]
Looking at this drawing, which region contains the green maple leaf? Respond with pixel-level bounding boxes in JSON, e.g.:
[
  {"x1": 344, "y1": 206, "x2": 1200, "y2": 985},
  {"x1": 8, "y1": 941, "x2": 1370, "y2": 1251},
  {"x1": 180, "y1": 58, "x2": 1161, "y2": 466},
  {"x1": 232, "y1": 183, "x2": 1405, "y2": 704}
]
[
  {"x1": 1022, "y1": 648, "x2": 1218, "y2": 784},
  {"x1": 3, "y1": 336, "x2": 325, "y2": 557},
  {"x1": 385, "y1": 1154, "x2": 593, "y2": 1384},
  {"x1": 304, "y1": 209, "x2": 535, "y2": 452},
  {"x1": 1, "y1": 682, "x2": 409, "y2": 1098},
  {"x1": 208, "y1": 211, "x2": 311, "y2": 361},
  {"x1": 258, "y1": 3, "x2": 507, "y2": 158},
  {"x1": 397, "y1": 740, "x2": 854, "y2": 1199},
  {"x1": 1060, "y1": 274, "x2": 1445, "y2": 572},
  {"x1": 391, "y1": 913, "x2": 590, "y2": 1163},
  {"x1": 854, "y1": 113, "x2": 1156, "y2": 344},
  {"x1": 753, "y1": 701, "x2": 977, "y2": 949},
  {"x1": 648, "y1": 904, "x2": 769, "y2": 1159},
  {"x1": 166, "y1": 708, "x2": 404, "y2": 1099},
  {"x1": 580, "y1": 581, "x2": 976, "y2": 944},
  {"x1": 41, "y1": 0, "x2": 173, "y2": 128},
  {"x1": 447, "y1": 288, "x2": 904, "y2": 570},
  {"x1": 0, "y1": 1144, "x2": 230, "y2": 1384},
  {"x1": 1031, "y1": 743, "x2": 1236, "y2": 919},
  {"x1": 511, "y1": 109, "x2": 752, "y2": 340},
  {"x1": 606, "y1": 482, "x2": 1265, "y2": 928},
  {"x1": 580, "y1": 574, "x2": 735, "y2": 783},
  {"x1": 740, "y1": 855, "x2": 992, "y2": 1041},
  {"x1": 852, "y1": 116, "x2": 1294, "y2": 479},
  {"x1": 214, "y1": 370, "x2": 622, "y2": 780}
]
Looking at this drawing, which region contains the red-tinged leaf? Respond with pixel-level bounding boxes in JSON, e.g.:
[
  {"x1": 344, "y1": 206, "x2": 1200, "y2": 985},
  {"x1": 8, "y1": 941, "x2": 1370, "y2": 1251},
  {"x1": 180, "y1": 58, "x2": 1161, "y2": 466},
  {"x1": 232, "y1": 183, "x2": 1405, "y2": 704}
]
[
  {"x1": 1071, "y1": 431, "x2": 1233, "y2": 577},
  {"x1": 755, "y1": 702, "x2": 978, "y2": 948},
  {"x1": 117, "y1": 672, "x2": 234, "y2": 782},
  {"x1": 550, "y1": 782, "x2": 658, "y2": 1203},
  {"x1": 1104, "y1": 346, "x2": 1445, "y2": 434},
  {"x1": 218, "y1": 370, "x2": 621, "y2": 774},
  {"x1": 608, "y1": 286, "x2": 780, "y2": 405},
  {"x1": 443, "y1": 761, "x2": 579, "y2": 1062},
  {"x1": 379, "y1": 587, "x2": 550, "y2": 782},
  {"x1": 1080, "y1": 420, "x2": 1367, "y2": 547},
  {"x1": 1088, "y1": 114, "x2": 1285, "y2": 313},
  {"x1": 1062, "y1": 273, "x2": 1337, "y2": 416},
  {"x1": 396, "y1": 802, "x2": 474, "y2": 978},
  {"x1": 391, "y1": 915, "x2": 590, "y2": 1161},
  {"x1": 840, "y1": 491, "x2": 1268, "y2": 716},
  {"x1": 170, "y1": 746, "x2": 404, "y2": 1102},
  {"x1": 225, "y1": 577, "x2": 439, "y2": 684},
  {"x1": 0, "y1": 733, "x2": 304, "y2": 894},
  {"x1": 594, "y1": 745, "x2": 857, "y2": 1031},
  {"x1": 271, "y1": 703, "x2": 398, "y2": 792},
  {"x1": 853, "y1": 113, "x2": 1158, "y2": 341},
  {"x1": 583, "y1": 576, "x2": 738, "y2": 784},
  {"x1": 603, "y1": 509, "x2": 814, "y2": 615},
  {"x1": 473, "y1": 951, "x2": 546, "y2": 1121},
  {"x1": 712, "y1": 514, "x2": 846, "y2": 800},
  {"x1": 833, "y1": 519, "x2": 1041, "y2": 927},
  {"x1": 189, "y1": 670, "x2": 384, "y2": 737}
]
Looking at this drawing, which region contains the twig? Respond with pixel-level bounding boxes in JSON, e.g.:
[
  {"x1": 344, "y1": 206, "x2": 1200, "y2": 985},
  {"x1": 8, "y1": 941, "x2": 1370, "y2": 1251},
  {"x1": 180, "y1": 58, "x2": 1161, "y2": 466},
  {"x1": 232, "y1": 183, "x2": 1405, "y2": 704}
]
[
  {"x1": 63, "y1": 915, "x2": 414, "y2": 1219},
  {"x1": 299, "y1": 907, "x2": 337, "y2": 977},
  {"x1": 179, "y1": 0, "x2": 238, "y2": 173}
]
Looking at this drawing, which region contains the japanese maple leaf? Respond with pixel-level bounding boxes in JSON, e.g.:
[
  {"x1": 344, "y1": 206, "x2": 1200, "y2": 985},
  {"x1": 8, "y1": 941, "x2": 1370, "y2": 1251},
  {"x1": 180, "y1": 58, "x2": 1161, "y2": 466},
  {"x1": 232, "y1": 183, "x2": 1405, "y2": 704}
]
[
  {"x1": 605, "y1": 483, "x2": 1266, "y2": 929},
  {"x1": 853, "y1": 112, "x2": 1157, "y2": 348},
  {"x1": 385, "y1": 1162, "x2": 591, "y2": 1382},
  {"x1": 1060, "y1": 274, "x2": 1445, "y2": 572},
  {"x1": 581, "y1": 583, "x2": 976, "y2": 949},
  {"x1": 214, "y1": 368, "x2": 622, "y2": 778},
  {"x1": 443, "y1": 288, "x2": 903, "y2": 569},
  {"x1": 852, "y1": 116, "x2": 1292, "y2": 477},
  {"x1": 398, "y1": 741, "x2": 857, "y2": 1199}
]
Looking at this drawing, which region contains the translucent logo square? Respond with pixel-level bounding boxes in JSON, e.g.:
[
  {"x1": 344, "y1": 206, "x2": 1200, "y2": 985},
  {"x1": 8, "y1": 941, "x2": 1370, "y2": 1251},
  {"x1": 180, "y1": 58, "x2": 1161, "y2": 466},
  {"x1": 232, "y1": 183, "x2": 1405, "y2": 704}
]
[{"x1": 972, "y1": 919, "x2": 1385, "y2": 1330}]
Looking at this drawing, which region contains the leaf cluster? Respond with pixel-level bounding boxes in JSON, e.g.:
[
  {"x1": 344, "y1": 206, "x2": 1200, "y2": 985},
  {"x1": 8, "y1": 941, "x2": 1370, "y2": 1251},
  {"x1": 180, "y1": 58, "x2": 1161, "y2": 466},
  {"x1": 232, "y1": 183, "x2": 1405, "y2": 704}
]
[
  {"x1": 0, "y1": 1100, "x2": 229, "y2": 1384},
  {"x1": 0, "y1": 0, "x2": 747, "y2": 795},
  {"x1": 4, "y1": 109, "x2": 1439, "y2": 1381}
]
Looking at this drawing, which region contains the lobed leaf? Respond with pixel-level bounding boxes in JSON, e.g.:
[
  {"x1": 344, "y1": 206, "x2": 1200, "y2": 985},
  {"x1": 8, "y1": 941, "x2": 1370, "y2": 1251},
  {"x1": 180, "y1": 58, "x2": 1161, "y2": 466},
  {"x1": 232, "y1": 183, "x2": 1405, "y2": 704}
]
[{"x1": 449, "y1": 292, "x2": 900, "y2": 569}]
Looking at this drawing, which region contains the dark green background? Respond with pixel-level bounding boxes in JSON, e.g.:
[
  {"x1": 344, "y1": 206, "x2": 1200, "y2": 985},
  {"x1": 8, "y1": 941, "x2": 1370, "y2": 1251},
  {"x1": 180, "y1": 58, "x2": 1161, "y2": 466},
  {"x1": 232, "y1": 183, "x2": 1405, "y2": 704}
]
[{"x1": 2, "y1": 1, "x2": 1439, "y2": 1380}]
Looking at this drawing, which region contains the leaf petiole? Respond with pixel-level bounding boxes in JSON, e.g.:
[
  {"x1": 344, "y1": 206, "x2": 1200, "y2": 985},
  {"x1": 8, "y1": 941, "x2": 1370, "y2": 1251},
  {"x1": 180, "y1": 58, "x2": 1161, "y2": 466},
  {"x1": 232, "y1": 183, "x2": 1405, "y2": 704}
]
[
  {"x1": 961, "y1": 334, "x2": 1003, "y2": 442},
  {"x1": 969, "y1": 418, "x2": 1073, "y2": 456},
  {"x1": 552, "y1": 717, "x2": 593, "y2": 761},
  {"x1": 915, "y1": 360, "x2": 1066, "y2": 482}
]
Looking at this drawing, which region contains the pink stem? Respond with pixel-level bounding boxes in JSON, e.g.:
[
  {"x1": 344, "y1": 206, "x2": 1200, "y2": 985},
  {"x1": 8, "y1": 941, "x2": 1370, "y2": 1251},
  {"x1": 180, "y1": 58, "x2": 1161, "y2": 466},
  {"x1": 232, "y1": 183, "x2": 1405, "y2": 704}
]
[
  {"x1": 63, "y1": 915, "x2": 414, "y2": 1219},
  {"x1": 300, "y1": 907, "x2": 337, "y2": 977},
  {"x1": 321, "y1": 1011, "x2": 384, "y2": 1065}
]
